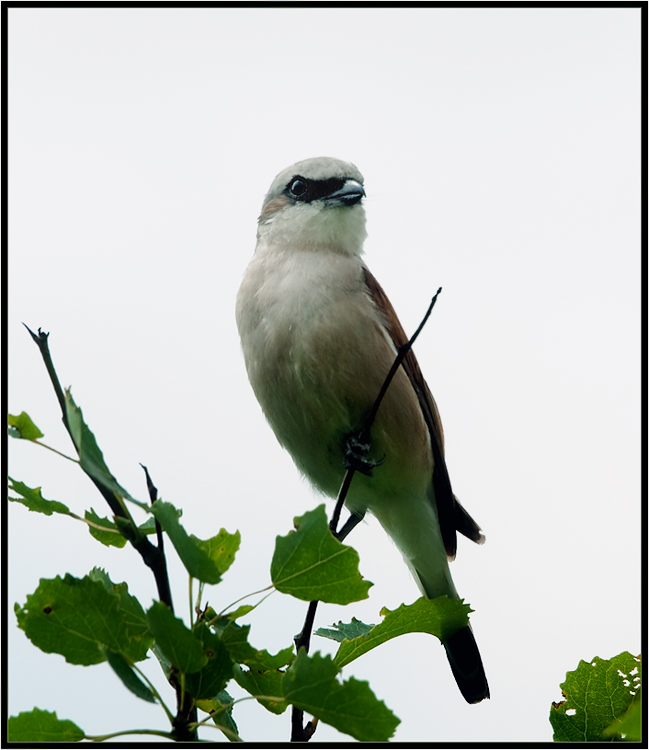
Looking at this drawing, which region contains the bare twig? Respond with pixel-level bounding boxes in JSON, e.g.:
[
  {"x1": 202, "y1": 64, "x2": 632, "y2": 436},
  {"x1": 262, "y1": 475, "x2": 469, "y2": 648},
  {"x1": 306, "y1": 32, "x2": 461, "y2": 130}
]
[
  {"x1": 141, "y1": 464, "x2": 167, "y2": 562},
  {"x1": 293, "y1": 600, "x2": 319, "y2": 656},
  {"x1": 331, "y1": 287, "x2": 443, "y2": 528},
  {"x1": 361, "y1": 287, "x2": 442, "y2": 442},
  {"x1": 23, "y1": 324, "x2": 69, "y2": 429},
  {"x1": 291, "y1": 708, "x2": 317, "y2": 742},
  {"x1": 290, "y1": 288, "x2": 442, "y2": 742}
]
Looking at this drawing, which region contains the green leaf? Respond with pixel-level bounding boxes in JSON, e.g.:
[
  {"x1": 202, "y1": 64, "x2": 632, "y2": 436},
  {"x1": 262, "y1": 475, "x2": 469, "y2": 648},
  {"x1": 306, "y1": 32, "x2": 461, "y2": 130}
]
[
  {"x1": 234, "y1": 663, "x2": 288, "y2": 715},
  {"x1": 270, "y1": 505, "x2": 372, "y2": 604},
  {"x1": 195, "y1": 529, "x2": 241, "y2": 575},
  {"x1": 150, "y1": 500, "x2": 223, "y2": 584},
  {"x1": 223, "y1": 605, "x2": 255, "y2": 621},
  {"x1": 64, "y1": 389, "x2": 138, "y2": 505},
  {"x1": 216, "y1": 617, "x2": 292, "y2": 665},
  {"x1": 212, "y1": 619, "x2": 292, "y2": 714},
  {"x1": 333, "y1": 596, "x2": 471, "y2": 668},
  {"x1": 233, "y1": 643, "x2": 294, "y2": 714},
  {"x1": 196, "y1": 689, "x2": 242, "y2": 742},
  {"x1": 150, "y1": 642, "x2": 173, "y2": 680},
  {"x1": 316, "y1": 617, "x2": 376, "y2": 643},
  {"x1": 217, "y1": 619, "x2": 259, "y2": 663},
  {"x1": 138, "y1": 517, "x2": 158, "y2": 535},
  {"x1": 8, "y1": 708, "x2": 85, "y2": 742},
  {"x1": 8, "y1": 411, "x2": 44, "y2": 439},
  {"x1": 248, "y1": 646, "x2": 294, "y2": 671},
  {"x1": 283, "y1": 650, "x2": 400, "y2": 742},
  {"x1": 88, "y1": 568, "x2": 153, "y2": 662},
  {"x1": 184, "y1": 622, "x2": 234, "y2": 700},
  {"x1": 214, "y1": 618, "x2": 290, "y2": 671},
  {"x1": 550, "y1": 652, "x2": 642, "y2": 741},
  {"x1": 146, "y1": 601, "x2": 207, "y2": 674},
  {"x1": 15, "y1": 574, "x2": 141, "y2": 665},
  {"x1": 8, "y1": 478, "x2": 70, "y2": 516},
  {"x1": 604, "y1": 698, "x2": 642, "y2": 741},
  {"x1": 103, "y1": 649, "x2": 156, "y2": 703},
  {"x1": 85, "y1": 508, "x2": 128, "y2": 548}
]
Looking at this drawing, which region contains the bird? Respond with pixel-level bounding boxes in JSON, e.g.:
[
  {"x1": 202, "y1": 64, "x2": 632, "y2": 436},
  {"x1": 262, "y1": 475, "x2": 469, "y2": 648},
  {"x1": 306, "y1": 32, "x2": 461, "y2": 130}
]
[{"x1": 235, "y1": 156, "x2": 489, "y2": 704}]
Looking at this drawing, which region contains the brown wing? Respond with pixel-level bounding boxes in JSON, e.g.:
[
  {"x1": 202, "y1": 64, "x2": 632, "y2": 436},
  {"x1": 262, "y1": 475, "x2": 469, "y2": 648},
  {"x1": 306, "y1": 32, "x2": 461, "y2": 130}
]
[{"x1": 362, "y1": 266, "x2": 484, "y2": 559}]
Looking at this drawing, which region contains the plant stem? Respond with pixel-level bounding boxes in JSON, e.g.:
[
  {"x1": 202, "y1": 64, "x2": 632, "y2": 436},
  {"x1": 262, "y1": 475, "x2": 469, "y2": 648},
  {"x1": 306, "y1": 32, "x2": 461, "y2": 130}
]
[{"x1": 84, "y1": 728, "x2": 176, "y2": 742}]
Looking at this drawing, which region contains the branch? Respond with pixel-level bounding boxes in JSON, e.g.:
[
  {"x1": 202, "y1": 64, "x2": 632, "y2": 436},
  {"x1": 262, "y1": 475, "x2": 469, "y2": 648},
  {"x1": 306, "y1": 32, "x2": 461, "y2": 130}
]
[
  {"x1": 362, "y1": 287, "x2": 442, "y2": 440},
  {"x1": 24, "y1": 326, "x2": 130, "y2": 521},
  {"x1": 24, "y1": 326, "x2": 174, "y2": 606},
  {"x1": 291, "y1": 288, "x2": 442, "y2": 742},
  {"x1": 331, "y1": 286, "x2": 442, "y2": 526},
  {"x1": 23, "y1": 324, "x2": 69, "y2": 429},
  {"x1": 139, "y1": 465, "x2": 174, "y2": 610},
  {"x1": 25, "y1": 326, "x2": 199, "y2": 737},
  {"x1": 139, "y1": 464, "x2": 197, "y2": 740}
]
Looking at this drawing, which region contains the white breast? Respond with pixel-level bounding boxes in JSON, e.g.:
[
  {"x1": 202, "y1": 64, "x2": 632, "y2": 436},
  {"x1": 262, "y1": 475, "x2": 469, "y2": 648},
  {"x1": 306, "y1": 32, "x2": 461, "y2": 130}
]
[{"x1": 236, "y1": 240, "x2": 431, "y2": 509}]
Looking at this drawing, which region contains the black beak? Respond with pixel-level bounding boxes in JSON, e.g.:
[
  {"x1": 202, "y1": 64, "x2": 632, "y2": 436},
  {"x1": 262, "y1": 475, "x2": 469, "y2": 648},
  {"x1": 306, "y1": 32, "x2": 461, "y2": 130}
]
[{"x1": 325, "y1": 179, "x2": 365, "y2": 206}]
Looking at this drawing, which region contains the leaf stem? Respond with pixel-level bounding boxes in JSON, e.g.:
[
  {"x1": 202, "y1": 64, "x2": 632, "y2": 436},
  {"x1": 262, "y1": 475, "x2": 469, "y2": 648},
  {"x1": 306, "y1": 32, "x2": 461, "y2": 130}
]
[
  {"x1": 131, "y1": 663, "x2": 175, "y2": 725},
  {"x1": 216, "y1": 585, "x2": 275, "y2": 619},
  {"x1": 84, "y1": 728, "x2": 176, "y2": 742},
  {"x1": 190, "y1": 704, "x2": 242, "y2": 742},
  {"x1": 31, "y1": 439, "x2": 79, "y2": 462},
  {"x1": 67, "y1": 511, "x2": 122, "y2": 534},
  {"x1": 189, "y1": 577, "x2": 195, "y2": 629},
  {"x1": 196, "y1": 580, "x2": 205, "y2": 614}
]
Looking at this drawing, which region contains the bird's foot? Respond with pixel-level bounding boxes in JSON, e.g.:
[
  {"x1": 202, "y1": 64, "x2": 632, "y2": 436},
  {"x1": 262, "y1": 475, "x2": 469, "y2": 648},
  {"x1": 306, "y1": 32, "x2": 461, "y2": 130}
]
[{"x1": 343, "y1": 432, "x2": 384, "y2": 476}]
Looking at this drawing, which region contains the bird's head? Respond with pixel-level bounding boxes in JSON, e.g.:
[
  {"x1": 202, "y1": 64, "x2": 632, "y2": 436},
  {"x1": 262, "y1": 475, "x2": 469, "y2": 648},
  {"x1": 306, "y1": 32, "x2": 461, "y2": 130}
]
[{"x1": 256, "y1": 157, "x2": 367, "y2": 256}]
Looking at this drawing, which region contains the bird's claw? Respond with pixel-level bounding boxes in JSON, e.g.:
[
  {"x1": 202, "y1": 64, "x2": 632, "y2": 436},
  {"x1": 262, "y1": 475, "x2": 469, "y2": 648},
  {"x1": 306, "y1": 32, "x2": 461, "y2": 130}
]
[{"x1": 343, "y1": 433, "x2": 384, "y2": 476}]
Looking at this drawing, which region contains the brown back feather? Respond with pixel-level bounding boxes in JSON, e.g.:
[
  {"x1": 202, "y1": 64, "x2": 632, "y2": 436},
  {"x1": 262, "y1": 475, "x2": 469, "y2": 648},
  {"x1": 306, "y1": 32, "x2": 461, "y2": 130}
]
[{"x1": 362, "y1": 266, "x2": 484, "y2": 558}]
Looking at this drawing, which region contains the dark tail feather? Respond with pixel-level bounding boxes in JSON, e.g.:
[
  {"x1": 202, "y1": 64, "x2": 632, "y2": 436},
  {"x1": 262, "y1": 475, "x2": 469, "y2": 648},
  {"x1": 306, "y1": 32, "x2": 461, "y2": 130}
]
[
  {"x1": 454, "y1": 496, "x2": 486, "y2": 545},
  {"x1": 443, "y1": 626, "x2": 490, "y2": 704}
]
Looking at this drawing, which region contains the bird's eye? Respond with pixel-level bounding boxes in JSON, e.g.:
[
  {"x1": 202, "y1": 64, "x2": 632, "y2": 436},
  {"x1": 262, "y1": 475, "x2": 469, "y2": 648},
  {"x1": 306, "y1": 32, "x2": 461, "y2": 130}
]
[{"x1": 288, "y1": 178, "x2": 308, "y2": 199}]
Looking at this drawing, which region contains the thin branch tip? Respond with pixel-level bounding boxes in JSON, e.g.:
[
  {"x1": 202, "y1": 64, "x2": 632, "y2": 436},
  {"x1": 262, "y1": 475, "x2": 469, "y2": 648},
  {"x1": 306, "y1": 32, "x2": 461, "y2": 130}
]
[{"x1": 23, "y1": 322, "x2": 48, "y2": 343}]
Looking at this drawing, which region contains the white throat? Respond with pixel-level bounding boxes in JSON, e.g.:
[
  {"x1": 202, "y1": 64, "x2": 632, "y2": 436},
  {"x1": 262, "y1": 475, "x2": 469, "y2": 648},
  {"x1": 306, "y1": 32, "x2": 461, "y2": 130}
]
[{"x1": 257, "y1": 202, "x2": 367, "y2": 257}]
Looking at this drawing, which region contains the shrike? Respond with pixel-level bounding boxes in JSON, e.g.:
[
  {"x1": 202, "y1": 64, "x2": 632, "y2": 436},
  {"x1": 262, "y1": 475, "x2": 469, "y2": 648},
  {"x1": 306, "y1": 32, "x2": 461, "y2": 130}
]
[{"x1": 236, "y1": 157, "x2": 489, "y2": 704}]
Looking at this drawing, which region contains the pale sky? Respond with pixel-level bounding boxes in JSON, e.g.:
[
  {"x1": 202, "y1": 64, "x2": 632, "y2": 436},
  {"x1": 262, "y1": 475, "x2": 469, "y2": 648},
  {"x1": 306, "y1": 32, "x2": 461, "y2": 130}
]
[{"x1": 7, "y1": 6, "x2": 642, "y2": 743}]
